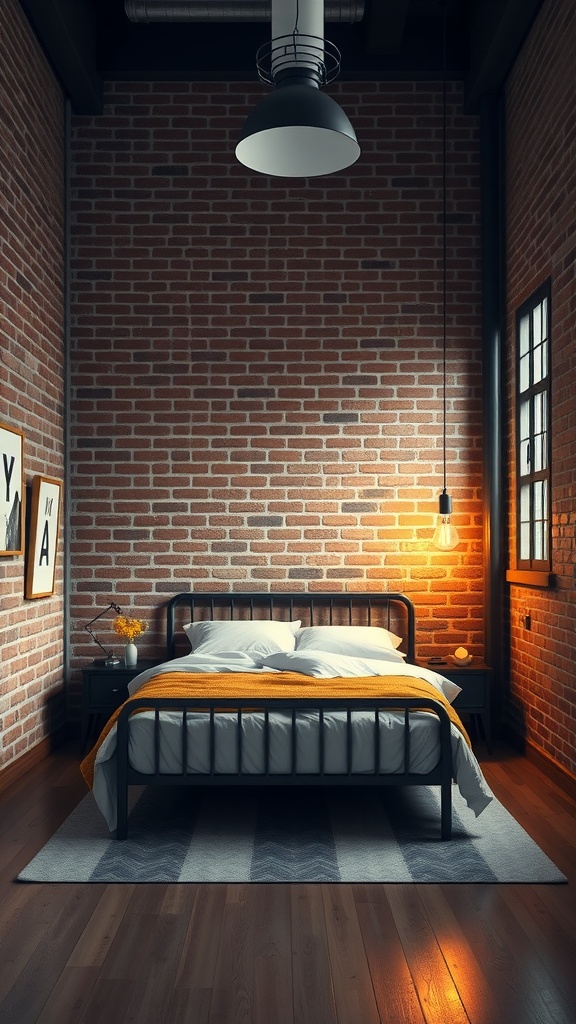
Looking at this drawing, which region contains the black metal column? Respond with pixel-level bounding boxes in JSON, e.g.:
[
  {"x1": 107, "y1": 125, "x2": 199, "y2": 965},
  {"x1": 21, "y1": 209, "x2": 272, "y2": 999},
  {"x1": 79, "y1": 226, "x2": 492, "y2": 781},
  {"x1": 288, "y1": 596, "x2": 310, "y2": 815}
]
[{"x1": 479, "y1": 92, "x2": 506, "y2": 730}]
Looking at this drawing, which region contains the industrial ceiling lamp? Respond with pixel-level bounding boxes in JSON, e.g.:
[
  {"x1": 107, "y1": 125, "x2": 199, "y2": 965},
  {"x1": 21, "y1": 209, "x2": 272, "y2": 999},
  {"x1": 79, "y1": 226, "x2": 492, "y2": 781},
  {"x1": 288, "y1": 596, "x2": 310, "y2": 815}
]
[
  {"x1": 433, "y1": 2, "x2": 459, "y2": 552},
  {"x1": 235, "y1": 0, "x2": 360, "y2": 177}
]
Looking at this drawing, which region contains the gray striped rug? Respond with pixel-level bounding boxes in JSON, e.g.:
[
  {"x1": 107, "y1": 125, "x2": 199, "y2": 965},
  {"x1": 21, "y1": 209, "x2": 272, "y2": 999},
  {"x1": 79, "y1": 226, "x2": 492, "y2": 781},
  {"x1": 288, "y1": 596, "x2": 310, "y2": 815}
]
[{"x1": 17, "y1": 785, "x2": 566, "y2": 884}]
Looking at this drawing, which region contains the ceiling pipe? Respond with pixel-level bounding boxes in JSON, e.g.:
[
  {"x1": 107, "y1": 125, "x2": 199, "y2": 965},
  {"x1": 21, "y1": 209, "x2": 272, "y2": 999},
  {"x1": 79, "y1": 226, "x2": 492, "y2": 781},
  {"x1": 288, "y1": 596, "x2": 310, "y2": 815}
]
[{"x1": 125, "y1": 1, "x2": 365, "y2": 23}]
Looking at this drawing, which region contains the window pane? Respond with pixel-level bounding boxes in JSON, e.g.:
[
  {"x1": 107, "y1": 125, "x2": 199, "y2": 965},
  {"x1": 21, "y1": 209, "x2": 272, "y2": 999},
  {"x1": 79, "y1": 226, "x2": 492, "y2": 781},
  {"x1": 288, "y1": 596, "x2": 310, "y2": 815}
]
[
  {"x1": 520, "y1": 439, "x2": 531, "y2": 476},
  {"x1": 520, "y1": 484, "x2": 530, "y2": 522},
  {"x1": 532, "y1": 305, "x2": 542, "y2": 347},
  {"x1": 542, "y1": 301, "x2": 549, "y2": 372},
  {"x1": 540, "y1": 431, "x2": 547, "y2": 471},
  {"x1": 533, "y1": 342, "x2": 544, "y2": 384},
  {"x1": 541, "y1": 297, "x2": 548, "y2": 338},
  {"x1": 533, "y1": 518, "x2": 544, "y2": 560},
  {"x1": 519, "y1": 352, "x2": 530, "y2": 393},
  {"x1": 520, "y1": 398, "x2": 530, "y2": 440},
  {"x1": 520, "y1": 522, "x2": 531, "y2": 560},
  {"x1": 534, "y1": 434, "x2": 543, "y2": 472},
  {"x1": 519, "y1": 314, "x2": 530, "y2": 355},
  {"x1": 534, "y1": 392, "x2": 543, "y2": 433},
  {"x1": 533, "y1": 480, "x2": 543, "y2": 518},
  {"x1": 537, "y1": 479, "x2": 545, "y2": 561}
]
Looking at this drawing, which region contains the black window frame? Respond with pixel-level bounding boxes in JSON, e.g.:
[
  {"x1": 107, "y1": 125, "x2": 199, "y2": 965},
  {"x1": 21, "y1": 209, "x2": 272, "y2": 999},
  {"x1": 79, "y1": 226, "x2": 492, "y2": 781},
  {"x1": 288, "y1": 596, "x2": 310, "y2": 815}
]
[{"x1": 513, "y1": 280, "x2": 552, "y2": 578}]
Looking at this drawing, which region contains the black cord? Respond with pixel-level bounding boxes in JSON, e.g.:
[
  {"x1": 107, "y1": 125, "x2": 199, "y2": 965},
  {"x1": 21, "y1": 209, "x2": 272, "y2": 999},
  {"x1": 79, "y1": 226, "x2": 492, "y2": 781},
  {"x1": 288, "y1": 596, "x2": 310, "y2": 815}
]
[
  {"x1": 441, "y1": 2, "x2": 448, "y2": 496},
  {"x1": 292, "y1": 0, "x2": 301, "y2": 54}
]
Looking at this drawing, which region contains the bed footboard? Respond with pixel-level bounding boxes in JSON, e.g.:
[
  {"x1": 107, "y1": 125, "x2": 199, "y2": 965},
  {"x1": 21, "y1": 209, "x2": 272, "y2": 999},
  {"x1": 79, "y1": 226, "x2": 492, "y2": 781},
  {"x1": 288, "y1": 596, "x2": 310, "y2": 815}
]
[{"x1": 115, "y1": 697, "x2": 453, "y2": 841}]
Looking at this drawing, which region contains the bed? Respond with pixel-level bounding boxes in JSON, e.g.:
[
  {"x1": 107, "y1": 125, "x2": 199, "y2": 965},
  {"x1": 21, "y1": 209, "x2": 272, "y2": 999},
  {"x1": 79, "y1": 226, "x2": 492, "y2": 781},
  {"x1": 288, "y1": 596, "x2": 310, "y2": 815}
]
[{"x1": 81, "y1": 591, "x2": 493, "y2": 840}]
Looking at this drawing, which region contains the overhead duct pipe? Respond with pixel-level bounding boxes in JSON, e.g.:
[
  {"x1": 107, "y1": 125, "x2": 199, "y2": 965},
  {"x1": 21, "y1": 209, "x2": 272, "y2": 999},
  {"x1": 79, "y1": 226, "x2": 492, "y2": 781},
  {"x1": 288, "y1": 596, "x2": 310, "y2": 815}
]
[{"x1": 125, "y1": 1, "x2": 365, "y2": 23}]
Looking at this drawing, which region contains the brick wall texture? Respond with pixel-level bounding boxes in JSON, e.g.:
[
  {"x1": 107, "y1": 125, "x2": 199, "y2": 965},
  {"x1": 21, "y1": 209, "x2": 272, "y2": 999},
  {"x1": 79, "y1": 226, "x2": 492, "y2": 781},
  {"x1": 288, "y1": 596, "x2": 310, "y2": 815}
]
[
  {"x1": 2, "y1": 0, "x2": 573, "y2": 780},
  {"x1": 505, "y1": 0, "x2": 576, "y2": 774},
  {"x1": 67, "y1": 76, "x2": 485, "y2": 705},
  {"x1": 0, "y1": 0, "x2": 65, "y2": 769}
]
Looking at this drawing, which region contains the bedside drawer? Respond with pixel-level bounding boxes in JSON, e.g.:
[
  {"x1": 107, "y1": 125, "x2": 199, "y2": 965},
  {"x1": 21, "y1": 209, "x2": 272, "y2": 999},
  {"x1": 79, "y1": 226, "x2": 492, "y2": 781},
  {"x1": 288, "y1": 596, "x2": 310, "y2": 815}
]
[
  {"x1": 87, "y1": 674, "x2": 129, "y2": 709},
  {"x1": 451, "y1": 675, "x2": 487, "y2": 710}
]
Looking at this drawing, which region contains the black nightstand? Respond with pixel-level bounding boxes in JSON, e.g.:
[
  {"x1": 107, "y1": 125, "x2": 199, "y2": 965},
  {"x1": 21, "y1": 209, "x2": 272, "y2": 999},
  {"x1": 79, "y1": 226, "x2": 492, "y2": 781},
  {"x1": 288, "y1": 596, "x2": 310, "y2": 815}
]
[
  {"x1": 417, "y1": 661, "x2": 492, "y2": 752},
  {"x1": 80, "y1": 659, "x2": 159, "y2": 755}
]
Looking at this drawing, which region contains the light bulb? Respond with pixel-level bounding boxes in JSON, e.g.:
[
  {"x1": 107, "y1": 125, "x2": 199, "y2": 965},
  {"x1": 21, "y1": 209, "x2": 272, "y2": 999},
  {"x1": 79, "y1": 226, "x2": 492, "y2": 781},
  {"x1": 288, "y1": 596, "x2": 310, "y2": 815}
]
[{"x1": 433, "y1": 514, "x2": 460, "y2": 550}]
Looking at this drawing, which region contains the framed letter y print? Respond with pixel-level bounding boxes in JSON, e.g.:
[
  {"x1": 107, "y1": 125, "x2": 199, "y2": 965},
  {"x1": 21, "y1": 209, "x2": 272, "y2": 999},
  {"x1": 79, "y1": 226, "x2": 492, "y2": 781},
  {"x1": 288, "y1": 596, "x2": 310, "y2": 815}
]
[
  {"x1": 25, "y1": 476, "x2": 62, "y2": 599},
  {"x1": 0, "y1": 422, "x2": 24, "y2": 556}
]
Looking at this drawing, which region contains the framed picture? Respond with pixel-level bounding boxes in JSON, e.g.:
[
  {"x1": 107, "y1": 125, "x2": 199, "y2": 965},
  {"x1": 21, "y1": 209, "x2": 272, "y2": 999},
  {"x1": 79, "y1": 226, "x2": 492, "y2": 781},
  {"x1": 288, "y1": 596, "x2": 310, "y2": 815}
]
[
  {"x1": 25, "y1": 476, "x2": 63, "y2": 599},
  {"x1": 0, "y1": 422, "x2": 25, "y2": 556}
]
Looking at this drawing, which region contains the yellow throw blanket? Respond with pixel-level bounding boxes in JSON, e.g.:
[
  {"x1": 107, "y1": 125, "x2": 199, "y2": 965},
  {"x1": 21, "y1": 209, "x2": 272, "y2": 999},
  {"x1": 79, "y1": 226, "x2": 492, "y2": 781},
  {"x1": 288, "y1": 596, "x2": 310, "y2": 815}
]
[{"x1": 80, "y1": 670, "x2": 470, "y2": 789}]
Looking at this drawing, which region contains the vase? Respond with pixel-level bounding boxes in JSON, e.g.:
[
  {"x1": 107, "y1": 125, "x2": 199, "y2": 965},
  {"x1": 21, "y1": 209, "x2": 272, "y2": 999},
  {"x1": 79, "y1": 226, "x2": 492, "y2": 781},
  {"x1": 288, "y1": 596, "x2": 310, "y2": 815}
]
[{"x1": 124, "y1": 642, "x2": 138, "y2": 667}]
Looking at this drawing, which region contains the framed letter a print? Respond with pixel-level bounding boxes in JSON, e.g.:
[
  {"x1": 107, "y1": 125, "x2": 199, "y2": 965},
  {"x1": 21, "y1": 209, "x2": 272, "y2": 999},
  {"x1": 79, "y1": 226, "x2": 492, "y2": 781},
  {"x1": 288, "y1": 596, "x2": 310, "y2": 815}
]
[
  {"x1": 1, "y1": 422, "x2": 24, "y2": 556},
  {"x1": 25, "y1": 476, "x2": 63, "y2": 599}
]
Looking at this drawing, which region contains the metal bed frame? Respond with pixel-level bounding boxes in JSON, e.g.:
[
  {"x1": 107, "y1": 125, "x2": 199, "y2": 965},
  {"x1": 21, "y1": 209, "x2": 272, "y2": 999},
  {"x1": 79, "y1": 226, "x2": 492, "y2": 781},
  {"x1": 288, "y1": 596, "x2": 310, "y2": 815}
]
[{"x1": 115, "y1": 591, "x2": 453, "y2": 840}]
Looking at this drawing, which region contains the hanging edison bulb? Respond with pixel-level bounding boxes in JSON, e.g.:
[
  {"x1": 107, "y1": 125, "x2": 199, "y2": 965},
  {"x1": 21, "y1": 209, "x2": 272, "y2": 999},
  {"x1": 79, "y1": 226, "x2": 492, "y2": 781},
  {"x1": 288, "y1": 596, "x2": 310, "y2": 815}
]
[{"x1": 432, "y1": 490, "x2": 460, "y2": 550}]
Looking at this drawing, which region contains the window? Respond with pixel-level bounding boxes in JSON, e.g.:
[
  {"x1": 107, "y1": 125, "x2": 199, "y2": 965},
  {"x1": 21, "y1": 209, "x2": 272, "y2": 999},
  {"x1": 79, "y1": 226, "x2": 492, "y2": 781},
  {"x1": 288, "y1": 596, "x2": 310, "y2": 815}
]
[{"x1": 509, "y1": 281, "x2": 552, "y2": 584}]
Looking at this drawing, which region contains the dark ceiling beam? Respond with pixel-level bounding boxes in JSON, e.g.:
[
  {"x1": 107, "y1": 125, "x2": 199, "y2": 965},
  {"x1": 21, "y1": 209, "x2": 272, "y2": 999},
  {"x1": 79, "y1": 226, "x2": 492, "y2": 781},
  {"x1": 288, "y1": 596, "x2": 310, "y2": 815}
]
[
  {"x1": 363, "y1": 0, "x2": 410, "y2": 55},
  {"x1": 464, "y1": 0, "x2": 545, "y2": 112},
  {"x1": 18, "y1": 0, "x2": 102, "y2": 114}
]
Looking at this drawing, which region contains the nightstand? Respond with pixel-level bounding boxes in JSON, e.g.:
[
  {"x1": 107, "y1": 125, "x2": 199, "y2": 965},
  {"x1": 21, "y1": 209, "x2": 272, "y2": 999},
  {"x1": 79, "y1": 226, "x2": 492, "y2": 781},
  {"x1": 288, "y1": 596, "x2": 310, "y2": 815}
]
[
  {"x1": 417, "y1": 661, "x2": 492, "y2": 752},
  {"x1": 80, "y1": 659, "x2": 159, "y2": 755}
]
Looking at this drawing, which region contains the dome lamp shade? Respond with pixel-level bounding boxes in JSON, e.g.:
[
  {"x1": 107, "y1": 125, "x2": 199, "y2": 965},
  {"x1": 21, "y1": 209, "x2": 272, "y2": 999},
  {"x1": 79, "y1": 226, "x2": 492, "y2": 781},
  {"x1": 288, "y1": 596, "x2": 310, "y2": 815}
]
[{"x1": 235, "y1": 77, "x2": 360, "y2": 177}]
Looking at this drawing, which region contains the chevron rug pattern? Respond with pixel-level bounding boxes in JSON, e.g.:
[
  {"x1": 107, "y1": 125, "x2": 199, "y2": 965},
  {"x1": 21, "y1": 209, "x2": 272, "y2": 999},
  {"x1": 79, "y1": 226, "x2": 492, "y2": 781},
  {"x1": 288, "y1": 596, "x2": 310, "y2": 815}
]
[{"x1": 17, "y1": 785, "x2": 566, "y2": 883}]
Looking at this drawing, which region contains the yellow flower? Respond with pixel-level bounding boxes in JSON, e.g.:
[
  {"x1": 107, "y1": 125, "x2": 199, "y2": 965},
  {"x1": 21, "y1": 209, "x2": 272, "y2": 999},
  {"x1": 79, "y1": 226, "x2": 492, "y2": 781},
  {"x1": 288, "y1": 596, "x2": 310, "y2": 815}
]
[{"x1": 113, "y1": 615, "x2": 147, "y2": 642}]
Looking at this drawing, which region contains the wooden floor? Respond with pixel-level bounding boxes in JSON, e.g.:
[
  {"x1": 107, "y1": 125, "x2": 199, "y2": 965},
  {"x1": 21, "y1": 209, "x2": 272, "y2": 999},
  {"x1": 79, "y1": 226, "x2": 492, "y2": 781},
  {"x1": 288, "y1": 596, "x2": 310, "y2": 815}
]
[{"x1": 0, "y1": 741, "x2": 575, "y2": 1024}]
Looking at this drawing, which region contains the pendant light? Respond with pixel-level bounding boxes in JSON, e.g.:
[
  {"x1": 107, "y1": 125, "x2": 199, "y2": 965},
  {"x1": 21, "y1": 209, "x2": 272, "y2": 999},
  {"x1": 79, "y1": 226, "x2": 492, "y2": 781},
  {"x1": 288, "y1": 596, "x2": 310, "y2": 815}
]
[
  {"x1": 433, "y1": 2, "x2": 459, "y2": 551},
  {"x1": 235, "y1": 0, "x2": 360, "y2": 177}
]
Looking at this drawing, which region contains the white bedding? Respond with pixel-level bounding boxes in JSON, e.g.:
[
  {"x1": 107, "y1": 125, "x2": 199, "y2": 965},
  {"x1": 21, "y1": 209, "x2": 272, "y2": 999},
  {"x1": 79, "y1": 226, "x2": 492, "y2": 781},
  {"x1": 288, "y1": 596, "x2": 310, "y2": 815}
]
[{"x1": 90, "y1": 653, "x2": 493, "y2": 831}]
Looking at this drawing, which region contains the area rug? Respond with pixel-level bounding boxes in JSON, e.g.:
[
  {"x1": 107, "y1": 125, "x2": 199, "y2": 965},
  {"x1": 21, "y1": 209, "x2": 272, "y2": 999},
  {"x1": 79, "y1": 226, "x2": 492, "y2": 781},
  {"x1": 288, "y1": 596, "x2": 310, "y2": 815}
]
[{"x1": 17, "y1": 785, "x2": 566, "y2": 884}]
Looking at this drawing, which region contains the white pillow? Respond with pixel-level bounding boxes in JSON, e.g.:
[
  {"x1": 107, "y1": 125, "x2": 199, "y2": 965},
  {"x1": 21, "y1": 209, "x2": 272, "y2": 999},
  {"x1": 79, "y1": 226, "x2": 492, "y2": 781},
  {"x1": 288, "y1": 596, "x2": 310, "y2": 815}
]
[
  {"x1": 295, "y1": 625, "x2": 404, "y2": 654},
  {"x1": 295, "y1": 637, "x2": 406, "y2": 662},
  {"x1": 261, "y1": 650, "x2": 407, "y2": 677},
  {"x1": 184, "y1": 619, "x2": 301, "y2": 656}
]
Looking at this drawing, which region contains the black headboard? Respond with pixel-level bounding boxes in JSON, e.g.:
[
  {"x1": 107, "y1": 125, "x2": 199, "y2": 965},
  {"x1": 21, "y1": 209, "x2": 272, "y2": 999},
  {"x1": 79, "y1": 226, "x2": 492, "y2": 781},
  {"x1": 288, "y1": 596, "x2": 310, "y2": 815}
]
[{"x1": 165, "y1": 591, "x2": 415, "y2": 663}]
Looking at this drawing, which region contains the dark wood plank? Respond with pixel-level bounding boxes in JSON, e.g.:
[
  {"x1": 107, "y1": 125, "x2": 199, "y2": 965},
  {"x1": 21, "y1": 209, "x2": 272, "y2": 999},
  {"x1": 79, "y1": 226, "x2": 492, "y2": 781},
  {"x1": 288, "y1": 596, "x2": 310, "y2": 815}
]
[
  {"x1": 290, "y1": 884, "x2": 338, "y2": 1024},
  {"x1": 207, "y1": 885, "x2": 255, "y2": 1023},
  {"x1": 322, "y1": 883, "x2": 381, "y2": 1024},
  {"x1": 35, "y1": 966, "x2": 100, "y2": 1024},
  {"x1": 354, "y1": 885, "x2": 426, "y2": 1024},
  {"x1": 76, "y1": 978, "x2": 137, "y2": 1024},
  {"x1": 170, "y1": 884, "x2": 228, "y2": 1023},
  {"x1": 251, "y1": 886, "x2": 294, "y2": 1024},
  {"x1": 66, "y1": 884, "x2": 135, "y2": 968},
  {"x1": 96, "y1": 905, "x2": 191, "y2": 1024}
]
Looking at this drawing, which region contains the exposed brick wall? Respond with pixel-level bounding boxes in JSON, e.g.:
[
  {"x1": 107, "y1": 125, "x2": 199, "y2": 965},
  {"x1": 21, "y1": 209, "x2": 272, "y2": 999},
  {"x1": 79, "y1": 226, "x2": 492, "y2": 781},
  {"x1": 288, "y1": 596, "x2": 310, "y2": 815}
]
[
  {"x1": 505, "y1": 0, "x2": 576, "y2": 773},
  {"x1": 0, "y1": 0, "x2": 65, "y2": 770},
  {"x1": 68, "y1": 77, "x2": 484, "y2": 700}
]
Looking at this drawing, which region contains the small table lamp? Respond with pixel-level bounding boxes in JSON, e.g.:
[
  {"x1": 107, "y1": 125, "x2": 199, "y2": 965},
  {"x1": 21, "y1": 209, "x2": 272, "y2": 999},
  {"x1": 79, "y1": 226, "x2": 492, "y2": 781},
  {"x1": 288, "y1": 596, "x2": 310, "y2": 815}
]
[{"x1": 84, "y1": 602, "x2": 122, "y2": 665}]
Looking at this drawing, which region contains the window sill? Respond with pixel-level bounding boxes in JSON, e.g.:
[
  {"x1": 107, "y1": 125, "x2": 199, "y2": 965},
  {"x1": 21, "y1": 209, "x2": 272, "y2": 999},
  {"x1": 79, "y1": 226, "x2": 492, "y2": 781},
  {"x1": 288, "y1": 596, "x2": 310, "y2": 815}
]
[{"x1": 506, "y1": 569, "x2": 555, "y2": 588}]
